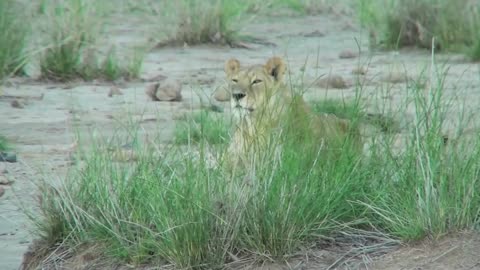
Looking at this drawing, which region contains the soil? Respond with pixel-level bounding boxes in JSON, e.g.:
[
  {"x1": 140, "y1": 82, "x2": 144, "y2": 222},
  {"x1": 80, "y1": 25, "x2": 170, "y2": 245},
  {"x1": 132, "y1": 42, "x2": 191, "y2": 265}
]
[{"x1": 1, "y1": 8, "x2": 480, "y2": 270}]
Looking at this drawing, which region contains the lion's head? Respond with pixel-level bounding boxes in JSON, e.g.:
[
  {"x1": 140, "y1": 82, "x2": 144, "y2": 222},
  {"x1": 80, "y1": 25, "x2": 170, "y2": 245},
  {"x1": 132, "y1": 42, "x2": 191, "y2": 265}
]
[
  {"x1": 223, "y1": 56, "x2": 363, "y2": 170},
  {"x1": 224, "y1": 57, "x2": 288, "y2": 120}
]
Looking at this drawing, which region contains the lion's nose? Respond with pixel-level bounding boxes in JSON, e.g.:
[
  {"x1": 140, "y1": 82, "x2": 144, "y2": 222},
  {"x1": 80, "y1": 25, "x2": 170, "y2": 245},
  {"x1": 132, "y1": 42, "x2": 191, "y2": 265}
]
[{"x1": 232, "y1": 93, "x2": 246, "y2": 101}]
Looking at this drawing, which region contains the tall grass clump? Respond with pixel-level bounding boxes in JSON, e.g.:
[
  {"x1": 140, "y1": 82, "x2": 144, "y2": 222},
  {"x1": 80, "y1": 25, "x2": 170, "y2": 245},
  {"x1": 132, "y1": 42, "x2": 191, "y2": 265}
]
[
  {"x1": 311, "y1": 99, "x2": 400, "y2": 133},
  {"x1": 234, "y1": 108, "x2": 367, "y2": 256},
  {"x1": 39, "y1": 1, "x2": 144, "y2": 82},
  {"x1": 29, "y1": 63, "x2": 480, "y2": 268},
  {"x1": 357, "y1": 0, "x2": 480, "y2": 60},
  {"x1": 30, "y1": 89, "x2": 371, "y2": 268},
  {"x1": 362, "y1": 59, "x2": 480, "y2": 239},
  {"x1": 162, "y1": 0, "x2": 249, "y2": 46},
  {"x1": 174, "y1": 110, "x2": 230, "y2": 145},
  {"x1": 271, "y1": 0, "x2": 343, "y2": 15},
  {"x1": 0, "y1": 135, "x2": 10, "y2": 152},
  {"x1": 0, "y1": 1, "x2": 29, "y2": 79},
  {"x1": 101, "y1": 46, "x2": 146, "y2": 81},
  {"x1": 31, "y1": 144, "x2": 231, "y2": 268},
  {"x1": 39, "y1": 0, "x2": 100, "y2": 81}
]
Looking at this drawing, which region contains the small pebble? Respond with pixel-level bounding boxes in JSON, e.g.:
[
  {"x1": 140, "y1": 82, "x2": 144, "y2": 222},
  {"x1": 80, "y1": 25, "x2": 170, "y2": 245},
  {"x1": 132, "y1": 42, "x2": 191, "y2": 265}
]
[
  {"x1": 0, "y1": 152, "x2": 17, "y2": 163},
  {"x1": 108, "y1": 86, "x2": 123, "y2": 97},
  {"x1": 339, "y1": 50, "x2": 358, "y2": 59},
  {"x1": 10, "y1": 100, "x2": 23, "y2": 109},
  {"x1": 316, "y1": 74, "x2": 349, "y2": 89}
]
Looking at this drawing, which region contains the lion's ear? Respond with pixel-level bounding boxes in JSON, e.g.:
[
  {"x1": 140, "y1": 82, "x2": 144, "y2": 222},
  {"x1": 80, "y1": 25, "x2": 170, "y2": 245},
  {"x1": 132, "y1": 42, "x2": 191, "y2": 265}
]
[
  {"x1": 265, "y1": 57, "x2": 286, "y2": 82},
  {"x1": 225, "y1": 58, "x2": 240, "y2": 76}
]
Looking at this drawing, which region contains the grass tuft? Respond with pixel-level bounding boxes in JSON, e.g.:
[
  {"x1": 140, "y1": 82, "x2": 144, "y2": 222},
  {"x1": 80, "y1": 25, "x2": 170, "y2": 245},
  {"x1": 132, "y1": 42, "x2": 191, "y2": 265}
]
[
  {"x1": 357, "y1": 0, "x2": 480, "y2": 59},
  {"x1": 39, "y1": 0, "x2": 100, "y2": 81},
  {"x1": 0, "y1": 135, "x2": 10, "y2": 152},
  {"x1": 363, "y1": 75, "x2": 480, "y2": 239},
  {"x1": 174, "y1": 110, "x2": 230, "y2": 145},
  {"x1": 311, "y1": 99, "x2": 400, "y2": 133},
  {"x1": 273, "y1": 0, "x2": 339, "y2": 15},
  {"x1": 161, "y1": 0, "x2": 249, "y2": 47},
  {"x1": 101, "y1": 46, "x2": 145, "y2": 81},
  {"x1": 30, "y1": 60, "x2": 480, "y2": 268},
  {"x1": 39, "y1": 1, "x2": 144, "y2": 82},
  {"x1": 0, "y1": 1, "x2": 29, "y2": 79}
]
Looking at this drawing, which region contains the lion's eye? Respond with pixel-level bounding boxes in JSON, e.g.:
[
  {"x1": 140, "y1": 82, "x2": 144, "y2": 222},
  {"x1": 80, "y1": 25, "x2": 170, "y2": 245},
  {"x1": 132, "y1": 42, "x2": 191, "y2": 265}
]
[
  {"x1": 232, "y1": 79, "x2": 238, "y2": 83},
  {"x1": 252, "y1": 79, "x2": 262, "y2": 84}
]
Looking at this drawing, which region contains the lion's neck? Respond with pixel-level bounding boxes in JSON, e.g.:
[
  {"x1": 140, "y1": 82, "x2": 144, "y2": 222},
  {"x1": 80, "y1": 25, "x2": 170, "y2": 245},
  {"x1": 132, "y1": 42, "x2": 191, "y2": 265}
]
[{"x1": 238, "y1": 98, "x2": 292, "y2": 137}]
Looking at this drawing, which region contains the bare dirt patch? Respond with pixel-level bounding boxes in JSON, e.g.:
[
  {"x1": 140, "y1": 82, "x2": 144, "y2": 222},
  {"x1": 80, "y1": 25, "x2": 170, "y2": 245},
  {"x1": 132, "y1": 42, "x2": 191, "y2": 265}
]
[{"x1": 371, "y1": 232, "x2": 480, "y2": 270}]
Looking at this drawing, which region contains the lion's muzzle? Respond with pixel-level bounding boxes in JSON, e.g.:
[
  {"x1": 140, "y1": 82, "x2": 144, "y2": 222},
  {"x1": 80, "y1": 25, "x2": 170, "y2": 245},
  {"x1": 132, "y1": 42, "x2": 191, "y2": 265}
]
[{"x1": 232, "y1": 92, "x2": 246, "y2": 101}]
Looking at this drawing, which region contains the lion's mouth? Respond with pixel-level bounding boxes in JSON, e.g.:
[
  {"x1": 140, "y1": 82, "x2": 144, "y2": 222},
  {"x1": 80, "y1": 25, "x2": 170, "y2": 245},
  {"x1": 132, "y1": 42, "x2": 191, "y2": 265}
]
[{"x1": 234, "y1": 104, "x2": 254, "y2": 112}]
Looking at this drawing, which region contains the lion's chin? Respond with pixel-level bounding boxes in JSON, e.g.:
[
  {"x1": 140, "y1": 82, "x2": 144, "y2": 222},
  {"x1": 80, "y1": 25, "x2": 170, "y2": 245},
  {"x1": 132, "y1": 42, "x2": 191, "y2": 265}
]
[
  {"x1": 232, "y1": 106, "x2": 254, "y2": 120},
  {"x1": 233, "y1": 104, "x2": 254, "y2": 112}
]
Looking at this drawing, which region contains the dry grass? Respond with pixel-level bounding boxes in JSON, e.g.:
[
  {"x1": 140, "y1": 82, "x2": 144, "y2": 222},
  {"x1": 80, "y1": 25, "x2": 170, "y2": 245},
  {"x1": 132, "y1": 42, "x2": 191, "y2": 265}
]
[
  {"x1": 358, "y1": 0, "x2": 480, "y2": 59},
  {"x1": 155, "y1": 0, "x2": 250, "y2": 47},
  {"x1": 30, "y1": 60, "x2": 480, "y2": 268},
  {"x1": 0, "y1": 1, "x2": 29, "y2": 79},
  {"x1": 38, "y1": 0, "x2": 144, "y2": 82}
]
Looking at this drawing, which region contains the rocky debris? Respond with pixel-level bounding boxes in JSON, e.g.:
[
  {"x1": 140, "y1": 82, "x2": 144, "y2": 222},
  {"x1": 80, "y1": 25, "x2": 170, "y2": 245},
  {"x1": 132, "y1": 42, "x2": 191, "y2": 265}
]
[
  {"x1": 0, "y1": 172, "x2": 13, "y2": 198},
  {"x1": 381, "y1": 72, "x2": 409, "y2": 84},
  {"x1": 3, "y1": 93, "x2": 44, "y2": 108},
  {"x1": 316, "y1": 74, "x2": 349, "y2": 89},
  {"x1": 342, "y1": 21, "x2": 357, "y2": 31},
  {"x1": 107, "y1": 143, "x2": 138, "y2": 162},
  {"x1": 196, "y1": 77, "x2": 215, "y2": 85},
  {"x1": 1, "y1": 93, "x2": 44, "y2": 101},
  {"x1": 107, "y1": 86, "x2": 123, "y2": 97},
  {"x1": 303, "y1": 30, "x2": 325, "y2": 37},
  {"x1": 10, "y1": 100, "x2": 24, "y2": 108},
  {"x1": 208, "y1": 103, "x2": 224, "y2": 113},
  {"x1": 111, "y1": 148, "x2": 137, "y2": 162},
  {"x1": 339, "y1": 50, "x2": 358, "y2": 59},
  {"x1": 213, "y1": 84, "x2": 230, "y2": 102},
  {"x1": 352, "y1": 67, "x2": 367, "y2": 75},
  {"x1": 146, "y1": 79, "x2": 182, "y2": 102},
  {"x1": 0, "y1": 152, "x2": 17, "y2": 163},
  {"x1": 200, "y1": 103, "x2": 224, "y2": 113},
  {"x1": 0, "y1": 176, "x2": 13, "y2": 185},
  {"x1": 142, "y1": 73, "x2": 167, "y2": 82}
]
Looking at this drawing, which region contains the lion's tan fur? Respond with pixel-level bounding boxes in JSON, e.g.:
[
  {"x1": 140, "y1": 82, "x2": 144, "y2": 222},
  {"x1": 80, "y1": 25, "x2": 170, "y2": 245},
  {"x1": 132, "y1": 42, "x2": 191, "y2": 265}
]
[{"x1": 224, "y1": 56, "x2": 362, "y2": 169}]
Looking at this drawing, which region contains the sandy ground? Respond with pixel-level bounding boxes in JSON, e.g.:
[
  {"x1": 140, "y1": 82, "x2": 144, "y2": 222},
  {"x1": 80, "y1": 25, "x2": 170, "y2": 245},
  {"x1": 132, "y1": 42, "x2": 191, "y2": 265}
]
[{"x1": 1, "y1": 11, "x2": 480, "y2": 270}]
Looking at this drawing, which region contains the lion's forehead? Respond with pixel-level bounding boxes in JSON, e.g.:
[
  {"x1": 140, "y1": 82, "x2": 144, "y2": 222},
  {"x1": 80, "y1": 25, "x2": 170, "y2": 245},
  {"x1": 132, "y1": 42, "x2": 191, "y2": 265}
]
[{"x1": 234, "y1": 66, "x2": 269, "y2": 82}]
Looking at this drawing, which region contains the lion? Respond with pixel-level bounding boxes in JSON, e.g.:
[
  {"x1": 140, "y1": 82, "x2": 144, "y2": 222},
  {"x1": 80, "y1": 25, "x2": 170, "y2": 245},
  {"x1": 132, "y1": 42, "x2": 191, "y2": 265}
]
[{"x1": 223, "y1": 56, "x2": 363, "y2": 170}]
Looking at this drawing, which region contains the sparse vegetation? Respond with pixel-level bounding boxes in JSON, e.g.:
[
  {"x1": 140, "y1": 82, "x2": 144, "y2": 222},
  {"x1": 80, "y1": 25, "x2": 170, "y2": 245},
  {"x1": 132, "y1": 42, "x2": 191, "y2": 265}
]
[
  {"x1": 101, "y1": 48, "x2": 122, "y2": 82},
  {"x1": 101, "y1": 46, "x2": 145, "y2": 81},
  {"x1": 357, "y1": 0, "x2": 480, "y2": 59},
  {"x1": 3, "y1": 0, "x2": 478, "y2": 269},
  {"x1": 258, "y1": 0, "x2": 350, "y2": 15},
  {"x1": 160, "y1": 0, "x2": 249, "y2": 46},
  {"x1": 311, "y1": 99, "x2": 400, "y2": 133},
  {"x1": 174, "y1": 110, "x2": 230, "y2": 145},
  {"x1": 272, "y1": 0, "x2": 340, "y2": 15},
  {"x1": 39, "y1": 0, "x2": 100, "y2": 81},
  {"x1": 0, "y1": 1, "x2": 29, "y2": 79},
  {"x1": 362, "y1": 69, "x2": 480, "y2": 239},
  {"x1": 30, "y1": 59, "x2": 480, "y2": 268},
  {"x1": 39, "y1": 0, "x2": 144, "y2": 82},
  {"x1": 311, "y1": 98, "x2": 362, "y2": 120},
  {"x1": 0, "y1": 135, "x2": 9, "y2": 152},
  {"x1": 125, "y1": 47, "x2": 146, "y2": 79}
]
